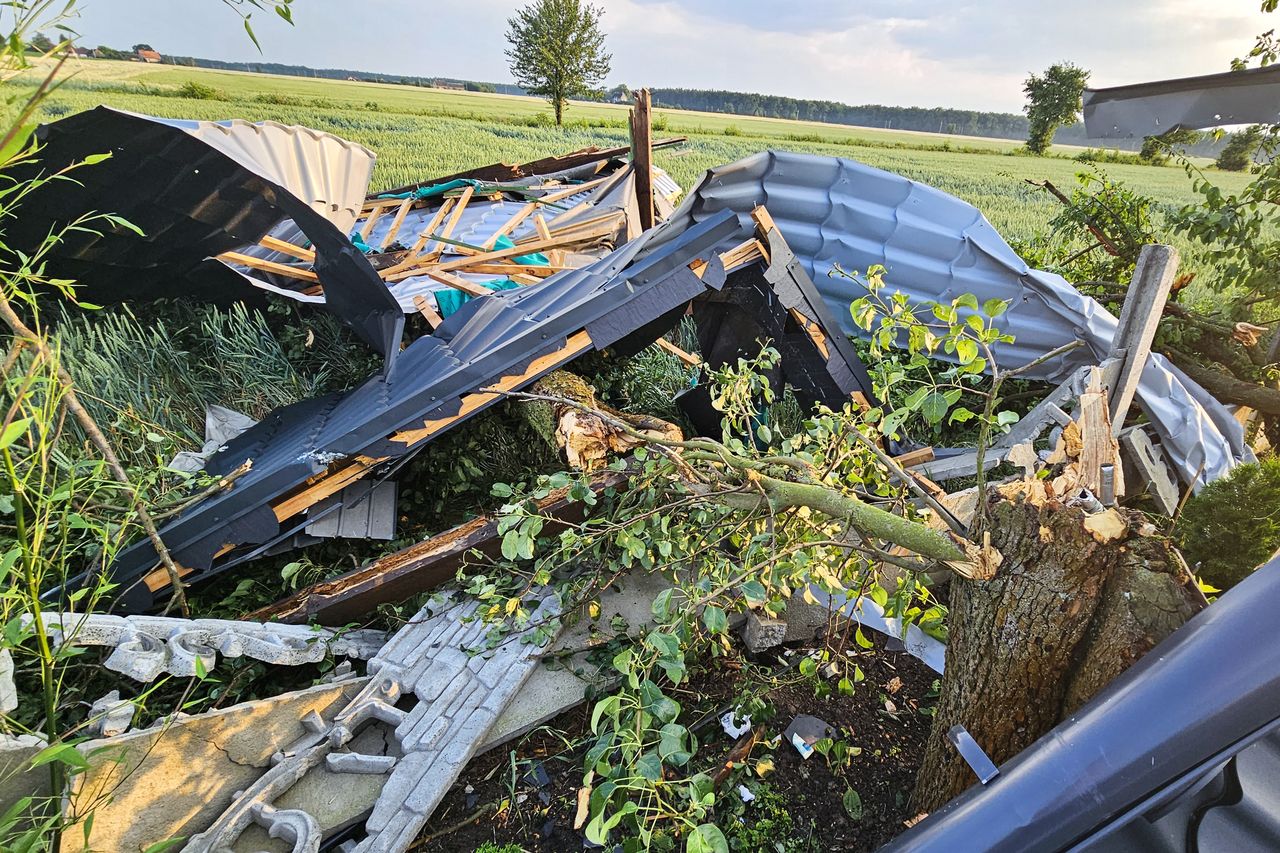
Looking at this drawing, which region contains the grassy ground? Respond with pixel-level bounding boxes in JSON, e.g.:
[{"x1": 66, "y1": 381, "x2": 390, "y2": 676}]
[{"x1": 28, "y1": 60, "x2": 1249, "y2": 251}]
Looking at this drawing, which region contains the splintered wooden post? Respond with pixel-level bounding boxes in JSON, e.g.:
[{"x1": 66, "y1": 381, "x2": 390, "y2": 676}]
[
  {"x1": 631, "y1": 88, "x2": 655, "y2": 231},
  {"x1": 1077, "y1": 366, "x2": 1126, "y2": 502},
  {"x1": 1107, "y1": 244, "x2": 1179, "y2": 434}
]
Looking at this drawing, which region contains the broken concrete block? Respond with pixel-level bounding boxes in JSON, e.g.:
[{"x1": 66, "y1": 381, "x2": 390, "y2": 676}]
[
  {"x1": 743, "y1": 611, "x2": 787, "y2": 653},
  {"x1": 0, "y1": 734, "x2": 49, "y2": 818},
  {"x1": 781, "y1": 591, "x2": 835, "y2": 643},
  {"x1": 86, "y1": 690, "x2": 135, "y2": 738},
  {"x1": 0, "y1": 648, "x2": 15, "y2": 714},
  {"x1": 65, "y1": 678, "x2": 369, "y2": 853}
]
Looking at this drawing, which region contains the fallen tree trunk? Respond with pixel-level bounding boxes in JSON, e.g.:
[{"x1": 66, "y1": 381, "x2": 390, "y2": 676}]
[{"x1": 912, "y1": 494, "x2": 1204, "y2": 813}]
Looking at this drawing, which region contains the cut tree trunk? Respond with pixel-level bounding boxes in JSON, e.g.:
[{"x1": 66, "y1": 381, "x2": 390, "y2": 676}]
[{"x1": 911, "y1": 494, "x2": 1204, "y2": 813}]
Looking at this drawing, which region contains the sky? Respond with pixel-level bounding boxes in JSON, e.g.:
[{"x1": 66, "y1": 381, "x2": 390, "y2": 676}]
[{"x1": 73, "y1": 0, "x2": 1276, "y2": 113}]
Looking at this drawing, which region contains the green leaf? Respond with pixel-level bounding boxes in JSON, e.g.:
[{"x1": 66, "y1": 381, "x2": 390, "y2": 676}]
[
  {"x1": 701, "y1": 605, "x2": 727, "y2": 635},
  {"x1": 636, "y1": 751, "x2": 664, "y2": 781},
  {"x1": 81, "y1": 152, "x2": 113, "y2": 166},
  {"x1": 739, "y1": 580, "x2": 767, "y2": 605},
  {"x1": 651, "y1": 588, "x2": 674, "y2": 622},
  {"x1": 500, "y1": 530, "x2": 520, "y2": 561},
  {"x1": 919, "y1": 392, "x2": 949, "y2": 426},
  {"x1": 659, "y1": 723, "x2": 693, "y2": 766},
  {"x1": 799, "y1": 657, "x2": 817, "y2": 677},
  {"x1": 854, "y1": 627, "x2": 875, "y2": 649},
  {"x1": 687, "y1": 823, "x2": 729, "y2": 853},
  {"x1": 30, "y1": 743, "x2": 87, "y2": 771},
  {"x1": 0, "y1": 418, "x2": 31, "y2": 451},
  {"x1": 955, "y1": 337, "x2": 979, "y2": 364},
  {"x1": 843, "y1": 786, "x2": 864, "y2": 820},
  {"x1": 0, "y1": 547, "x2": 18, "y2": 586},
  {"x1": 954, "y1": 293, "x2": 979, "y2": 311},
  {"x1": 983, "y1": 298, "x2": 1009, "y2": 317},
  {"x1": 490, "y1": 482, "x2": 513, "y2": 497},
  {"x1": 142, "y1": 840, "x2": 187, "y2": 853},
  {"x1": 646, "y1": 630, "x2": 680, "y2": 659}
]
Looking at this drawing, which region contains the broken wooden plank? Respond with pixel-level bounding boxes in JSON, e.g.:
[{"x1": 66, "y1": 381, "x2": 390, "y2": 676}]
[
  {"x1": 1108, "y1": 244, "x2": 1179, "y2": 433},
  {"x1": 892, "y1": 447, "x2": 936, "y2": 468},
  {"x1": 358, "y1": 204, "x2": 387, "y2": 241},
  {"x1": 1077, "y1": 365, "x2": 1126, "y2": 501},
  {"x1": 258, "y1": 235, "x2": 315, "y2": 262},
  {"x1": 413, "y1": 294, "x2": 443, "y2": 329},
  {"x1": 482, "y1": 201, "x2": 538, "y2": 250},
  {"x1": 421, "y1": 269, "x2": 493, "y2": 297},
  {"x1": 249, "y1": 469, "x2": 629, "y2": 625},
  {"x1": 216, "y1": 252, "x2": 320, "y2": 283},
  {"x1": 381, "y1": 197, "x2": 417, "y2": 247},
  {"x1": 534, "y1": 214, "x2": 553, "y2": 241},
  {"x1": 655, "y1": 337, "x2": 700, "y2": 366},
  {"x1": 631, "y1": 88, "x2": 655, "y2": 231}
]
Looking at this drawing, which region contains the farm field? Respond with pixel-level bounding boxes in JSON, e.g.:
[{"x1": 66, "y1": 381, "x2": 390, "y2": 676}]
[{"x1": 29, "y1": 59, "x2": 1253, "y2": 295}]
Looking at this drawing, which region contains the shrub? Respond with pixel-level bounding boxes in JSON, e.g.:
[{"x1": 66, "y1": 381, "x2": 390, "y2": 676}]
[
  {"x1": 1177, "y1": 458, "x2": 1280, "y2": 589},
  {"x1": 723, "y1": 123, "x2": 743, "y2": 137},
  {"x1": 178, "y1": 80, "x2": 225, "y2": 100}
]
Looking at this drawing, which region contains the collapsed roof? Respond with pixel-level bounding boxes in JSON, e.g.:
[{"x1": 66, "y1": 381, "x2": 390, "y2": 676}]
[
  {"x1": 1083, "y1": 64, "x2": 1280, "y2": 139},
  {"x1": 19, "y1": 111, "x2": 1246, "y2": 611},
  {"x1": 653, "y1": 151, "x2": 1248, "y2": 487}
]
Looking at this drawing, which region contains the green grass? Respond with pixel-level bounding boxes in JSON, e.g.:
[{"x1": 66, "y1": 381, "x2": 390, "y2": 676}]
[{"x1": 22, "y1": 59, "x2": 1254, "y2": 295}]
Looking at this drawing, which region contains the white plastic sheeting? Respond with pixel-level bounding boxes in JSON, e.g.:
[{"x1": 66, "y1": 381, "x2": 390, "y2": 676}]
[{"x1": 657, "y1": 150, "x2": 1248, "y2": 487}]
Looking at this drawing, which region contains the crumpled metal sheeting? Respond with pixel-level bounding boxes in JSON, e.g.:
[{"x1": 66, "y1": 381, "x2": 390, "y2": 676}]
[
  {"x1": 146, "y1": 112, "x2": 376, "y2": 234},
  {"x1": 98, "y1": 214, "x2": 739, "y2": 611},
  {"x1": 658, "y1": 150, "x2": 1247, "y2": 486},
  {"x1": 1083, "y1": 64, "x2": 1280, "y2": 139},
  {"x1": 23, "y1": 612, "x2": 386, "y2": 684}
]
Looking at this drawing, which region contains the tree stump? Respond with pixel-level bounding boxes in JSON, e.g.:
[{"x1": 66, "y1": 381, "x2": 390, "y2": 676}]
[{"x1": 911, "y1": 493, "x2": 1203, "y2": 813}]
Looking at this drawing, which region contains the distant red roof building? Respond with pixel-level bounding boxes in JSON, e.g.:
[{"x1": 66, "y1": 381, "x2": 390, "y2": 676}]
[{"x1": 136, "y1": 48, "x2": 162, "y2": 63}]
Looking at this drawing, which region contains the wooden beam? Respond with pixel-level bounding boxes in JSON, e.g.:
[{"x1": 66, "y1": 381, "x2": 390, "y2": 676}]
[
  {"x1": 533, "y1": 176, "x2": 610, "y2": 206},
  {"x1": 271, "y1": 454, "x2": 388, "y2": 523},
  {"x1": 383, "y1": 232, "x2": 602, "y2": 283},
  {"x1": 258, "y1": 235, "x2": 315, "y2": 262},
  {"x1": 217, "y1": 251, "x2": 320, "y2": 283},
  {"x1": 655, "y1": 337, "x2": 700, "y2": 366},
  {"x1": 429, "y1": 184, "x2": 474, "y2": 260},
  {"x1": 892, "y1": 447, "x2": 936, "y2": 468},
  {"x1": 631, "y1": 88, "x2": 655, "y2": 231},
  {"x1": 413, "y1": 294, "x2": 443, "y2": 329},
  {"x1": 1077, "y1": 366, "x2": 1126, "y2": 502},
  {"x1": 421, "y1": 269, "x2": 493, "y2": 297},
  {"x1": 1108, "y1": 244, "x2": 1179, "y2": 433},
  {"x1": 534, "y1": 214, "x2": 553, "y2": 241},
  {"x1": 382, "y1": 198, "x2": 417, "y2": 247},
  {"x1": 483, "y1": 201, "x2": 538, "y2": 250},
  {"x1": 358, "y1": 204, "x2": 386, "y2": 241},
  {"x1": 391, "y1": 330, "x2": 595, "y2": 446},
  {"x1": 382, "y1": 199, "x2": 455, "y2": 276}
]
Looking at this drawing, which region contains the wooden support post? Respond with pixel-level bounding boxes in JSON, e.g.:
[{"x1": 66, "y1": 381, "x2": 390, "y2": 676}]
[
  {"x1": 258, "y1": 235, "x2": 316, "y2": 262},
  {"x1": 382, "y1": 198, "x2": 416, "y2": 247},
  {"x1": 631, "y1": 88, "x2": 655, "y2": 231},
  {"x1": 1119, "y1": 426, "x2": 1180, "y2": 515},
  {"x1": 216, "y1": 252, "x2": 320, "y2": 283},
  {"x1": 1107, "y1": 244, "x2": 1179, "y2": 433},
  {"x1": 1077, "y1": 366, "x2": 1126, "y2": 501}
]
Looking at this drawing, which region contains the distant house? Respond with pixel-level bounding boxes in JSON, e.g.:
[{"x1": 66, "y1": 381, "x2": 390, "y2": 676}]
[
  {"x1": 432, "y1": 79, "x2": 464, "y2": 91},
  {"x1": 136, "y1": 48, "x2": 162, "y2": 63}
]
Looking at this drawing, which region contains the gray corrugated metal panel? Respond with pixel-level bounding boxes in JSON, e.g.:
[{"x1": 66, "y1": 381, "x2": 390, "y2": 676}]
[
  {"x1": 146, "y1": 111, "x2": 376, "y2": 234},
  {"x1": 93, "y1": 211, "x2": 747, "y2": 611},
  {"x1": 653, "y1": 149, "x2": 1246, "y2": 487},
  {"x1": 1083, "y1": 65, "x2": 1280, "y2": 139},
  {"x1": 306, "y1": 480, "x2": 397, "y2": 540},
  {"x1": 877, "y1": 554, "x2": 1280, "y2": 853}
]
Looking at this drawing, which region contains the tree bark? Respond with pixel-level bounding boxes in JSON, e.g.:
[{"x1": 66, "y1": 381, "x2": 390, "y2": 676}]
[
  {"x1": 912, "y1": 495, "x2": 1203, "y2": 813},
  {"x1": 1163, "y1": 347, "x2": 1280, "y2": 416}
]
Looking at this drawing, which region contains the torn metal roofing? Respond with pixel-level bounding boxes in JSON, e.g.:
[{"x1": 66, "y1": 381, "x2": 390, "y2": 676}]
[
  {"x1": 11, "y1": 107, "x2": 404, "y2": 369},
  {"x1": 653, "y1": 150, "x2": 1247, "y2": 487},
  {"x1": 1083, "y1": 64, "x2": 1280, "y2": 139},
  {"x1": 89, "y1": 208, "x2": 873, "y2": 613},
  {"x1": 143, "y1": 111, "x2": 376, "y2": 234}
]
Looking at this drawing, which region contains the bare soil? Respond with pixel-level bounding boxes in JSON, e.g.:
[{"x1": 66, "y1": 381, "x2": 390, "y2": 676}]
[{"x1": 416, "y1": 631, "x2": 939, "y2": 852}]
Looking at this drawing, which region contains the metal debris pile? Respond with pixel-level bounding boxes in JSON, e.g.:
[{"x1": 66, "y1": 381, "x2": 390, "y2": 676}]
[{"x1": 4, "y1": 89, "x2": 1255, "y2": 852}]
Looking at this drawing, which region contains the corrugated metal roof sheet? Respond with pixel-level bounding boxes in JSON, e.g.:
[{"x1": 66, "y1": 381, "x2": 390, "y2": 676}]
[
  {"x1": 653, "y1": 150, "x2": 1247, "y2": 487},
  {"x1": 144, "y1": 111, "x2": 376, "y2": 234}
]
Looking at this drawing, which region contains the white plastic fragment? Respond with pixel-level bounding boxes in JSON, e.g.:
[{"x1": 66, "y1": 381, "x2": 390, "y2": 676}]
[
  {"x1": 737, "y1": 784, "x2": 755, "y2": 803},
  {"x1": 720, "y1": 711, "x2": 752, "y2": 739}
]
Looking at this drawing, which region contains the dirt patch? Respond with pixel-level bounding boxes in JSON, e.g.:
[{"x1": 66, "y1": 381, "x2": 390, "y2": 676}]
[{"x1": 417, "y1": 631, "x2": 939, "y2": 852}]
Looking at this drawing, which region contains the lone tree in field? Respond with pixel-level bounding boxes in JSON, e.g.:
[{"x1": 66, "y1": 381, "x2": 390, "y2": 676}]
[
  {"x1": 505, "y1": 0, "x2": 612, "y2": 126},
  {"x1": 1022, "y1": 62, "x2": 1090, "y2": 154}
]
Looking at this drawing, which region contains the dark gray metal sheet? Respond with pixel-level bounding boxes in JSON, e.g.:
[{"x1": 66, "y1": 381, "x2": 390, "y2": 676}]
[{"x1": 1083, "y1": 65, "x2": 1280, "y2": 139}]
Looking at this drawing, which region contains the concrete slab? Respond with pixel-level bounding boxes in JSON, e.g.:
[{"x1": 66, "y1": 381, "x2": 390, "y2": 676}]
[{"x1": 66, "y1": 679, "x2": 368, "y2": 853}]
